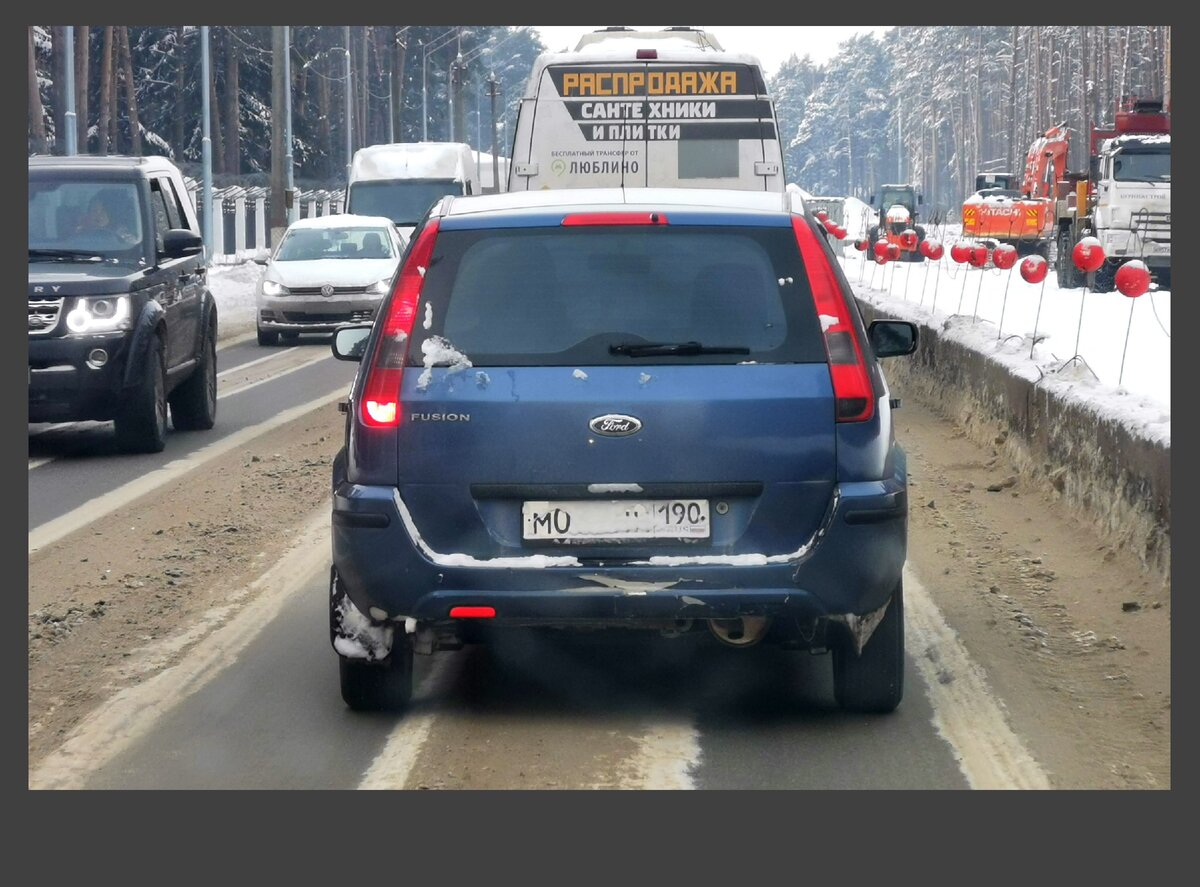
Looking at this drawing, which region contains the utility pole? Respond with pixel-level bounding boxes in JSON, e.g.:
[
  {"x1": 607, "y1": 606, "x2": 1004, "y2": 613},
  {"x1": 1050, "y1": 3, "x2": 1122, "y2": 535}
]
[
  {"x1": 344, "y1": 25, "x2": 352, "y2": 189},
  {"x1": 897, "y1": 95, "x2": 902, "y2": 182},
  {"x1": 271, "y1": 27, "x2": 287, "y2": 242},
  {"x1": 387, "y1": 69, "x2": 395, "y2": 142},
  {"x1": 63, "y1": 26, "x2": 77, "y2": 155},
  {"x1": 284, "y1": 26, "x2": 296, "y2": 223},
  {"x1": 200, "y1": 26, "x2": 214, "y2": 263},
  {"x1": 487, "y1": 72, "x2": 499, "y2": 192}
]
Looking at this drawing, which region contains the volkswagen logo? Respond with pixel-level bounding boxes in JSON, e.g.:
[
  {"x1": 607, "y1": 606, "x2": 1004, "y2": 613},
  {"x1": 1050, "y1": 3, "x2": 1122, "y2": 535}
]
[
  {"x1": 589, "y1": 414, "x2": 642, "y2": 437},
  {"x1": 321, "y1": 284, "x2": 335, "y2": 297}
]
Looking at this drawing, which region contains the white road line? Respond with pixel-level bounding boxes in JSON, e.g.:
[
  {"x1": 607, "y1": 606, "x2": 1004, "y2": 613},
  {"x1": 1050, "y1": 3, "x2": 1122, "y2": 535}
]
[
  {"x1": 903, "y1": 564, "x2": 1052, "y2": 789},
  {"x1": 357, "y1": 659, "x2": 461, "y2": 790},
  {"x1": 28, "y1": 386, "x2": 346, "y2": 553},
  {"x1": 216, "y1": 346, "x2": 300, "y2": 380},
  {"x1": 29, "y1": 508, "x2": 332, "y2": 790},
  {"x1": 215, "y1": 349, "x2": 330, "y2": 400},
  {"x1": 27, "y1": 350, "x2": 331, "y2": 472}
]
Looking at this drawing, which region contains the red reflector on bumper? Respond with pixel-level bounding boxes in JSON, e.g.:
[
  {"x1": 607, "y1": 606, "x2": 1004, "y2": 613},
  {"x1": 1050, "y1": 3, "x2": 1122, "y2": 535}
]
[{"x1": 449, "y1": 606, "x2": 496, "y2": 619}]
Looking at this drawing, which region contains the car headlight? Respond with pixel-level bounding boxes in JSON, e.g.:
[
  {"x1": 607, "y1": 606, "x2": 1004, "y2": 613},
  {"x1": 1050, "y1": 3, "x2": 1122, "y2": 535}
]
[
  {"x1": 64, "y1": 296, "x2": 131, "y2": 335},
  {"x1": 366, "y1": 277, "x2": 392, "y2": 295},
  {"x1": 262, "y1": 280, "x2": 289, "y2": 297}
]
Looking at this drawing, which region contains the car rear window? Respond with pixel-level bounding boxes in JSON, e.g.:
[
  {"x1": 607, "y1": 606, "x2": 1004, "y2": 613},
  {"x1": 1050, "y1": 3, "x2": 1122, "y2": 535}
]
[{"x1": 411, "y1": 225, "x2": 828, "y2": 366}]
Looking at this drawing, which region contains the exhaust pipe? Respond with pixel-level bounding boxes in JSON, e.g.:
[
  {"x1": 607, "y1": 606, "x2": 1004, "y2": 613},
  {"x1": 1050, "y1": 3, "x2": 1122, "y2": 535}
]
[{"x1": 708, "y1": 616, "x2": 771, "y2": 647}]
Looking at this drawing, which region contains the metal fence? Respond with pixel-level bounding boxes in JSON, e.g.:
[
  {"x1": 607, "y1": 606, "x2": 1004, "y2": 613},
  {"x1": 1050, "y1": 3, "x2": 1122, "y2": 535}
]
[{"x1": 181, "y1": 178, "x2": 345, "y2": 263}]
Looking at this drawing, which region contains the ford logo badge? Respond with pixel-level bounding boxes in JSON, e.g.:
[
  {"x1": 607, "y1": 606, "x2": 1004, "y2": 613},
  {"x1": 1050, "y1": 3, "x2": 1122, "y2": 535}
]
[{"x1": 589, "y1": 414, "x2": 642, "y2": 437}]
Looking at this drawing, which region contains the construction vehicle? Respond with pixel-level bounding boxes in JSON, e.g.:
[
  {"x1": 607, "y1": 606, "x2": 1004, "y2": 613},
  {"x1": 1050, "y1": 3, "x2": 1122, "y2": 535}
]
[
  {"x1": 961, "y1": 135, "x2": 1068, "y2": 259},
  {"x1": 1055, "y1": 97, "x2": 1170, "y2": 290},
  {"x1": 868, "y1": 183, "x2": 926, "y2": 261}
]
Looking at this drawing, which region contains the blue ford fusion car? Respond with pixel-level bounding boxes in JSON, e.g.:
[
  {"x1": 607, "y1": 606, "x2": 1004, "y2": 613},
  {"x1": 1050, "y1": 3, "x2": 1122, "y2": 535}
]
[{"x1": 329, "y1": 187, "x2": 917, "y2": 713}]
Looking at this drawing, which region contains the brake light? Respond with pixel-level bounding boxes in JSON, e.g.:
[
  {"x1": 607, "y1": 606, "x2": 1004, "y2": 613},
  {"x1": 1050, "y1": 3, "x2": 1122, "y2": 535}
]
[
  {"x1": 359, "y1": 219, "x2": 440, "y2": 428},
  {"x1": 561, "y1": 212, "x2": 668, "y2": 226},
  {"x1": 791, "y1": 216, "x2": 875, "y2": 423},
  {"x1": 636, "y1": 49, "x2": 658, "y2": 59},
  {"x1": 450, "y1": 606, "x2": 496, "y2": 618}
]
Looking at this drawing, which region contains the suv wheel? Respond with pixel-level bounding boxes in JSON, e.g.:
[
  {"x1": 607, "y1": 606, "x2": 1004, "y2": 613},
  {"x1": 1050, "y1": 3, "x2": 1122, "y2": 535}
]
[
  {"x1": 170, "y1": 323, "x2": 217, "y2": 430},
  {"x1": 114, "y1": 334, "x2": 168, "y2": 453},
  {"x1": 257, "y1": 326, "x2": 279, "y2": 346},
  {"x1": 832, "y1": 580, "x2": 904, "y2": 713},
  {"x1": 339, "y1": 644, "x2": 414, "y2": 712}
]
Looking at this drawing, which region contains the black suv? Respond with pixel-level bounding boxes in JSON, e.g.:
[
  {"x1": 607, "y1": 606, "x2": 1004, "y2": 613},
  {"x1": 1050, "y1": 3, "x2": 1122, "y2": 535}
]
[{"x1": 29, "y1": 156, "x2": 217, "y2": 452}]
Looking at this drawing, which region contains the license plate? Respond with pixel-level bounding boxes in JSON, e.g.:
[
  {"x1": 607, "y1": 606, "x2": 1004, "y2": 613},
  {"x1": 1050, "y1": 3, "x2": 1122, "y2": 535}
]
[{"x1": 522, "y1": 499, "x2": 710, "y2": 542}]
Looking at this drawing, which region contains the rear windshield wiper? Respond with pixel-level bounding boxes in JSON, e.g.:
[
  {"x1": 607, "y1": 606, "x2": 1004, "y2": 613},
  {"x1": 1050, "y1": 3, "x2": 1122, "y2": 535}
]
[
  {"x1": 609, "y1": 340, "x2": 751, "y2": 357},
  {"x1": 29, "y1": 248, "x2": 104, "y2": 262}
]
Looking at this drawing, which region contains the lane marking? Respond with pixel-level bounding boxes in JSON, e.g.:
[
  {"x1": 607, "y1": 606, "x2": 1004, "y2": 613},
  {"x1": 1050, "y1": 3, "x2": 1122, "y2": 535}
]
[
  {"x1": 357, "y1": 659, "x2": 461, "y2": 790},
  {"x1": 215, "y1": 349, "x2": 330, "y2": 400},
  {"x1": 216, "y1": 346, "x2": 300, "y2": 380},
  {"x1": 28, "y1": 349, "x2": 328, "y2": 471},
  {"x1": 28, "y1": 386, "x2": 346, "y2": 552},
  {"x1": 903, "y1": 563, "x2": 1052, "y2": 789},
  {"x1": 30, "y1": 508, "x2": 332, "y2": 790}
]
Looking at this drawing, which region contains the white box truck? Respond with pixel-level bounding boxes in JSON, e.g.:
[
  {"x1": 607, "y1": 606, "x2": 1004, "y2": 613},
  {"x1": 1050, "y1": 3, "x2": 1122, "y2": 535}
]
[{"x1": 346, "y1": 142, "x2": 480, "y2": 239}]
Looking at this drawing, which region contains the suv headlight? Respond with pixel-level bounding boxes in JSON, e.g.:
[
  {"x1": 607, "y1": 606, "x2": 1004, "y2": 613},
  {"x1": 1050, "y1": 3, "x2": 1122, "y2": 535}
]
[
  {"x1": 262, "y1": 280, "x2": 289, "y2": 297},
  {"x1": 65, "y1": 296, "x2": 131, "y2": 334},
  {"x1": 366, "y1": 277, "x2": 392, "y2": 295}
]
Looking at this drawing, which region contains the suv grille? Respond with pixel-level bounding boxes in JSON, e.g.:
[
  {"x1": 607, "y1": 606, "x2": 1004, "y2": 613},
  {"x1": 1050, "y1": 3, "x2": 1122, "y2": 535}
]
[{"x1": 28, "y1": 298, "x2": 63, "y2": 335}]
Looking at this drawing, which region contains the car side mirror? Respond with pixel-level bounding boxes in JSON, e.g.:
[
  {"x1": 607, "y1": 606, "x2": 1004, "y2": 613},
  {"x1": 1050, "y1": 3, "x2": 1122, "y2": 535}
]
[
  {"x1": 253, "y1": 254, "x2": 270, "y2": 266},
  {"x1": 161, "y1": 228, "x2": 203, "y2": 259},
  {"x1": 868, "y1": 320, "x2": 918, "y2": 358},
  {"x1": 331, "y1": 323, "x2": 373, "y2": 362}
]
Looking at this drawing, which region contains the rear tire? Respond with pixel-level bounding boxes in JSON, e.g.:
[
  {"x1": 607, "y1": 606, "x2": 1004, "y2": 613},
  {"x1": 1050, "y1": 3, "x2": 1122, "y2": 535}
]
[
  {"x1": 257, "y1": 326, "x2": 279, "y2": 346},
  {"x1": 114, "y1": 334, "x2": 168, "y2": 454},
  {"x1": 1057, "y1": 231, "x2": 1083, "y2": 288},
  {"x1": 339, "y1": 641, "x2": 414, "y2": 712},
  {"x1": 832, "y1": 580, "x2": 904, "y2": 713},
  {"x1": 170, "y1": 323, "x2": 217, "y2": 431}
]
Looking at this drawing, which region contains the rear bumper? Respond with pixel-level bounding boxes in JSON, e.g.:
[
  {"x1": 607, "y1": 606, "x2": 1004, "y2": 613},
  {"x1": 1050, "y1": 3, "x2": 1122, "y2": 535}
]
[
  {"x1": 28, "y1": 332, "x2": 131, "y2": 422},
  {"x1": 332, "y1": 474, "x2": 907, "y2": 627}
]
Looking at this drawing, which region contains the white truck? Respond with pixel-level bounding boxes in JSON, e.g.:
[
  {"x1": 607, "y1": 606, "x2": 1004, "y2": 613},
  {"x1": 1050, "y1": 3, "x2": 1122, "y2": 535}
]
[
  {"x1": 346, "y1": 142, "x2": 480, "y2": 240},
  {"x1": 1057, "y1": 98, "x2": 1170, "y2": 290},
  {"x1": 507, "y1": 27, "x2": 785, "y2": 193}
]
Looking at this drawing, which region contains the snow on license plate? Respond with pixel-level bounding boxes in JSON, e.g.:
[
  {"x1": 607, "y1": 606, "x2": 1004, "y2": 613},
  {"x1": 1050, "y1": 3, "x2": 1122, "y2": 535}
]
[{"x1": 522, "y1": 499, "x2": 710, "y2": 541}]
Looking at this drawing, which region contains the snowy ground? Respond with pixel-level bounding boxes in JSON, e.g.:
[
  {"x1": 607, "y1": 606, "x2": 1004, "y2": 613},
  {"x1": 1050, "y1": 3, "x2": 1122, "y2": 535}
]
[
  {"x1": 204, "y1": 228, "x2": 1171, "y2": 448},
  {"x1": 207, "y1": 261, "x2": 263, "y2": 342},
  {"x1": 837, "y1": 236, "x2": 1171, "y2": 446}
]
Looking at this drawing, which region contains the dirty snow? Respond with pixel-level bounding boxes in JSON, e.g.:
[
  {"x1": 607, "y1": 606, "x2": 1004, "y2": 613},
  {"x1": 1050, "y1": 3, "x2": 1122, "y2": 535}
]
[
  {"x1": 416, "y1": 336, "x2": 473, "y2": 391},
  {"x1": 587, "y1": 484, "x2": 644, "y2": 493}
]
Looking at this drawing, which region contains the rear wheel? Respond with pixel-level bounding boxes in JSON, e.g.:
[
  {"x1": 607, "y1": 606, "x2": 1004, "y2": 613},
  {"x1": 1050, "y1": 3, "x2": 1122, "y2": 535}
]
[
  {"x1": 114, "y1": 334, "x2": 168, "y2": 453},
  {"x1": 832, "y1": 580, "x2": 904, "y2": 713},
  {"x1": 256, "y1": 326, "x2": 279, "y2": 346},
  {"x1": 170, "y1": 323, "x2": 217, "y2": 431},
  {"x1": 339, "y1": 641, "x2": 414, "y2": 712},
  {"x1": 1057, "y1": 231, "x2": 1083, "y2": 288}
]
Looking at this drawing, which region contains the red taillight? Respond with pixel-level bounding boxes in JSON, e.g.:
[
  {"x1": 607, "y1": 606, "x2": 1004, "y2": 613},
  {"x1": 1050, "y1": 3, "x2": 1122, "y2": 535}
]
[
  {"x1": 359, "y1": 219, "x2": 440, "y2": 428},
  {"x1": 450, "y1": 606, "x2": 496, "y2": 619},
  {"x1": 561, "y1": 212, "x2": 669, "y2": 226},
  {"x1": 636, "y1": 49, "x2": 658, "y2": 59},
  {"x1": 791, "y1": 216, "x2": 875, "y2": 423}
]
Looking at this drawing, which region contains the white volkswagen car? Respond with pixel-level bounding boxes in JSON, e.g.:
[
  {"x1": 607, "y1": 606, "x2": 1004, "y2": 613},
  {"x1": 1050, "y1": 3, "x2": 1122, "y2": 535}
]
[{"x1": 255, "y1": 214, "x2": 406, "y2": 345}]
